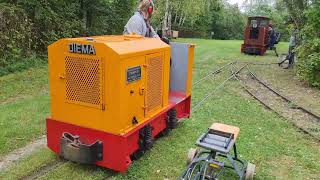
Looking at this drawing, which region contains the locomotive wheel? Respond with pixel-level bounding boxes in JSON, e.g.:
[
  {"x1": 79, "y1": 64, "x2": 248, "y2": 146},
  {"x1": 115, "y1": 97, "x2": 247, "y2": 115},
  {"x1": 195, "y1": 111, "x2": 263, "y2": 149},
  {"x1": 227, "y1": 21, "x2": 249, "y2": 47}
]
[
  {"x1": 245, "y1": 162, "x2": 256, "y2": 180},
  {"x1": 131, "y1": 149, "x2": 144, "y2": 160},
  {"x1": 186, "y1": 148, "x2": 199, "y2": 165},
  {"x1": 159, "y1": 127, "x2": 171, "y2": 137},
  {"x1": 168, "y1": 109, "x2": 178, "y2": 129}
]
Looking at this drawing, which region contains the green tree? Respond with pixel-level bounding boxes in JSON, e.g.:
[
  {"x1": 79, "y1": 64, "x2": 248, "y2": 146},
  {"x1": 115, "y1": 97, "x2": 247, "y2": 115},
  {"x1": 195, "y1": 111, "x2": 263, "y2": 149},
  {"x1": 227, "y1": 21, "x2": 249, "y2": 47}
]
[
  {"x1": 243, "y1": 0, "x2": 276, "y2": 15},
  {"x1": 211, "y1": 4, "x2": 246, "y2": 40},
  {"x1": 153, "y1": 0, "x2": 221, "y2": 37},
  {"x1": 0, "y1": 0, "x2": 136, "y2": 74},
  {"x1": 282, "y1": 0, "x2": 310, "y2": 29},
  {"x1": 0, "y1": 3, "x2": 32, "y2": 65}
]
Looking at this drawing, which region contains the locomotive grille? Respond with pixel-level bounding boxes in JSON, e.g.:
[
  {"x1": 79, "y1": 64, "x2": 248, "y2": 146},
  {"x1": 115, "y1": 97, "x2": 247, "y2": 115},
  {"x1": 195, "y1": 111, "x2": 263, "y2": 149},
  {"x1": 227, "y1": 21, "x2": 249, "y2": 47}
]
[
  {"x1": 65, "y1": 56, "x2": 103, "y2": 108},
  {"x1": 146, "y1": 56, "x2": 163, "y2": 112}
]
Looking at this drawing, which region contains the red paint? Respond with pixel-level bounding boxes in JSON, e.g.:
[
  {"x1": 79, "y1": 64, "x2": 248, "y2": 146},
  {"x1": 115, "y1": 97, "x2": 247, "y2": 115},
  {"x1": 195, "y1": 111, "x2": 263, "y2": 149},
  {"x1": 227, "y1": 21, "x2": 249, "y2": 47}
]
[
  {"x1": 46, "y1": 94, "x2": 191, "y2": 172},
  {"x1": 169, "y1": 92, "x2": 191, "y2": 118},
  {"x1": 241, "y1": 16, "x2": 271, "y2": 56}
]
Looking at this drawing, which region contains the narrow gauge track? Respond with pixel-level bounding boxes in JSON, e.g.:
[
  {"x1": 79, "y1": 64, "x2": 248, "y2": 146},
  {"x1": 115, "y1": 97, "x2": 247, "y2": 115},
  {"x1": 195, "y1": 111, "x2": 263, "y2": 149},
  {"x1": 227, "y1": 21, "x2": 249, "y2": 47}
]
[
  {"x1": 191, "y1": 61, "x2": 320, "y2": 142},
  {"x1": 236, "y1": 67, "x2": 320, "y2": 142},
  {"x1": 19, "y1": 159, "x2": 114, "y2": 180},
  {"x1": 192, "y1": 63, "x2": 248, "y2": 112},
  {"x1": 20, "y1": 160, "x2": 65, "y2": 180}
]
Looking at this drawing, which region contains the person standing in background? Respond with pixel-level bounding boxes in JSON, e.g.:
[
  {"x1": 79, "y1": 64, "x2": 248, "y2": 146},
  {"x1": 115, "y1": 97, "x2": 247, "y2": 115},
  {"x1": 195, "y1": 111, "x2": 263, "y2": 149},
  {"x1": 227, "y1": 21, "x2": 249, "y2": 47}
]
[
  {"x1": 279, "y1": 29, "x2": 297, "y2": 69},
  {"x1": 286, "y1": 30, "x2": 297, "y2": 69},
  {"x1": 124, "y1": 0, "x2": 159, "y2": 38}
]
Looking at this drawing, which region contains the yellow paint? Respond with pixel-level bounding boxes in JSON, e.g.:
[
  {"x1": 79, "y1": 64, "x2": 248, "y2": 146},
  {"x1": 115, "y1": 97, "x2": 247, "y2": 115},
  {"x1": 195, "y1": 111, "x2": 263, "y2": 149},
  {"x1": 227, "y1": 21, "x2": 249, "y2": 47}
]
[
  {"x1": 48, "y1": 35, "x2": 170, "y2": 135},
  {"x1": 186, "y1": 44, "x2": 195, "y2": 96},
  {"x1": 48, "y1": 35, "x2": 195, "y2": 135}
]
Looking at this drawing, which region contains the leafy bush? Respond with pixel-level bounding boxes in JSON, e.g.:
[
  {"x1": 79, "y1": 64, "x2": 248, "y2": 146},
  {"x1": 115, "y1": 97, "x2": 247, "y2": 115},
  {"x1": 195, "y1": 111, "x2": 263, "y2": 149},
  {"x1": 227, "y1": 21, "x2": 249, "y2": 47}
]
[
  {"x1": 297, "y1": 40, "x2": 320, "y2": 87},
  {"x1": 0, "y1": 0, "x2": 135, "y2": 75},
  {"x1": 0, "y1": 56, "x2": 47, "y2": 76},
  {"x1": 2, "y1": 0, "x2": 135, "y2": 52},
  {"x1": 296, "y1": 2, "x2": 320, "y2": 87},
  {"x1": 0, "y1": 3, "x2": 33, "y2": 67}
]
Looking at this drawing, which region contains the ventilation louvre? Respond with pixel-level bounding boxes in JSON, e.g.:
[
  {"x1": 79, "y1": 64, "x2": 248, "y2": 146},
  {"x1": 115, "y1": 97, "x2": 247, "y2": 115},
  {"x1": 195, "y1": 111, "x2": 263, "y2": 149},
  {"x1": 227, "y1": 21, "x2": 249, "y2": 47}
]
[
  {"x1": 146, "y1": 56, "x2": 163, "y2": 112},
  {"x1": 65, "y1": 56, "x2": 103, "y2": 109}
]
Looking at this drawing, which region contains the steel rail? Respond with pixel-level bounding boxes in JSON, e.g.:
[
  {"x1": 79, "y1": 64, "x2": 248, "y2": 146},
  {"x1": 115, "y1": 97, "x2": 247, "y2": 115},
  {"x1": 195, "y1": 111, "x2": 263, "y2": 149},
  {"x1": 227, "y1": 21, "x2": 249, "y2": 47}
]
[
  {"x1": 247, "y1": 68, "x2": 320, "y2": 122},
  {"x1": 192, "y1": 64, "x2": 248, "y2": 113},
  {"x1": 20, "y1": 160, "x2": 65, "y2": 180},
  {"x1": 194, "y1": 61, "x2": 237, "y2": 86},
  {"x1": 235, "y1": 71, "x2": 320, "y2": 142},
  {"x1": 20, "y1": 160, "x2": 114, "y2": 180},
  {"x1": 238, "y1": 61, "x2": 280, "y2": 66}
]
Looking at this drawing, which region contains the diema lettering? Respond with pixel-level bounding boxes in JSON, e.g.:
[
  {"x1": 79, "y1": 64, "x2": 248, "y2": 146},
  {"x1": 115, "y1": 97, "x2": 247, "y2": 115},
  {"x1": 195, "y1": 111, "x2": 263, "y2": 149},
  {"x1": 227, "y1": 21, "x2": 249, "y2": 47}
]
[{"x1": 69, "y1": 43, "x2": 96, "y2": 55}]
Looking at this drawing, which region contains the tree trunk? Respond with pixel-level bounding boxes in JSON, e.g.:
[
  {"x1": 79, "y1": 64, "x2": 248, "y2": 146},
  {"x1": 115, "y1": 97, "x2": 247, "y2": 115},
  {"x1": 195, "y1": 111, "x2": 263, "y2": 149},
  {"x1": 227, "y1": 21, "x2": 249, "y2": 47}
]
[
  {"x1": 173, "y1": 12, "x2": 178, "y2": 26},
  {"x1": 162, "y1": 0, "x2": 169, "y2": 38},
  {"x1": 181, "y1": 17, "x2": 186, "y2": 27},
  {"x1": 178, "y1": 12, "x2": 183, "y2": 27},
  {"x1": 168, "y1": 8, "x2": 172, "y2": 37}
]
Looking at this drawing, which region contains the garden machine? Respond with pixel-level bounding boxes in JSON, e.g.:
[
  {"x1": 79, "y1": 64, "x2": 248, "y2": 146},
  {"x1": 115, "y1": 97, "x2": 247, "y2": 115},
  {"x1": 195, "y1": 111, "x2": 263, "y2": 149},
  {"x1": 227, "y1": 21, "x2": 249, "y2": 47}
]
[{"x1": 180, "y1": 123, "x2": 256, "y2": 180}]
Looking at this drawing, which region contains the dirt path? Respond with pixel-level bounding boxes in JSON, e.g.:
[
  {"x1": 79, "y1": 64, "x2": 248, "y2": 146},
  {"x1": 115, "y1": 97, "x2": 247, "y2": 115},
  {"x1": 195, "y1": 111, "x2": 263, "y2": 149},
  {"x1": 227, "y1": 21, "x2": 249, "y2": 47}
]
[{"x1": 0, "y1": 136, "x2": 47, "y2": 171}]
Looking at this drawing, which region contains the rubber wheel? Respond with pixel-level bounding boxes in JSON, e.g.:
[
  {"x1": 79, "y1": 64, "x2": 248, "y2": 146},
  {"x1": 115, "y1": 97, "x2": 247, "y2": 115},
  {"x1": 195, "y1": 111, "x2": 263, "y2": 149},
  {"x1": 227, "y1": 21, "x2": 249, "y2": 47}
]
[
  {"x1": 186, "y1": 148, "x2": 198, "y2": 165},
  {"x1": 245, "y1": 162, "x2": 256, "y2": 180}
]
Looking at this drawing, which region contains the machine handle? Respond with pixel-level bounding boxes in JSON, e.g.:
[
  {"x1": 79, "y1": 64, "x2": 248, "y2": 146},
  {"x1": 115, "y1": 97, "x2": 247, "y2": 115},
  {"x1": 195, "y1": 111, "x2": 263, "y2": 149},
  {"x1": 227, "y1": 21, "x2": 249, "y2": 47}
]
[
  {"x1": 59, "y1": 73, "x2": 65, "y2": 79},
  {"x1": 139, "y1": 86, "x2": 145, "y2": 95}
]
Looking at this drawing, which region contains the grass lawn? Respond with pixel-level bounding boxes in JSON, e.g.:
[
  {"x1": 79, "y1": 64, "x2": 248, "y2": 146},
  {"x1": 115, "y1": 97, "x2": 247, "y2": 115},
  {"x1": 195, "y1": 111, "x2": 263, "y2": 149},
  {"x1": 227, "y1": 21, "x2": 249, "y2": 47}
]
[
  {"x1": 1, "y1": 39, "x2": 320, "y2": 179},
  {"x1": 0, "y1": 66, "x2": 49, "y2": 157}
]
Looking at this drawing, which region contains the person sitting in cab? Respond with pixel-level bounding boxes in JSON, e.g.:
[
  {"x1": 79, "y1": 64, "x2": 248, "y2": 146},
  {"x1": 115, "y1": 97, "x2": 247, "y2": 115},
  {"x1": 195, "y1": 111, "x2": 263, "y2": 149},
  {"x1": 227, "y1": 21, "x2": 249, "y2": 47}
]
[{"x1": 124, "y1": 0, "x2": 159, "y2": 38}]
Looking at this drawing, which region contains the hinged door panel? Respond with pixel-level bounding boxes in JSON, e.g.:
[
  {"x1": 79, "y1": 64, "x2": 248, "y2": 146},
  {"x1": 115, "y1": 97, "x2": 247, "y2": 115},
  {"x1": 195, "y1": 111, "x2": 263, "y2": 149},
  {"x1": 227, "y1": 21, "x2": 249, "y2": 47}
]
[{"x1": 121, "y1": 56, "x2": 146, "y2": 127}]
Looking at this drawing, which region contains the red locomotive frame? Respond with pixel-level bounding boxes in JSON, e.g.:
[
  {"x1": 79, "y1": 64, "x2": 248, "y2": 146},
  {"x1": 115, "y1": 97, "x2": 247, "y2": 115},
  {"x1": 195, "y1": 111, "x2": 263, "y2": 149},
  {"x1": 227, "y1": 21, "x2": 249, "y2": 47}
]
[{"x1": 46, "y1": 92, "x2": 191, "y2": 172}]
